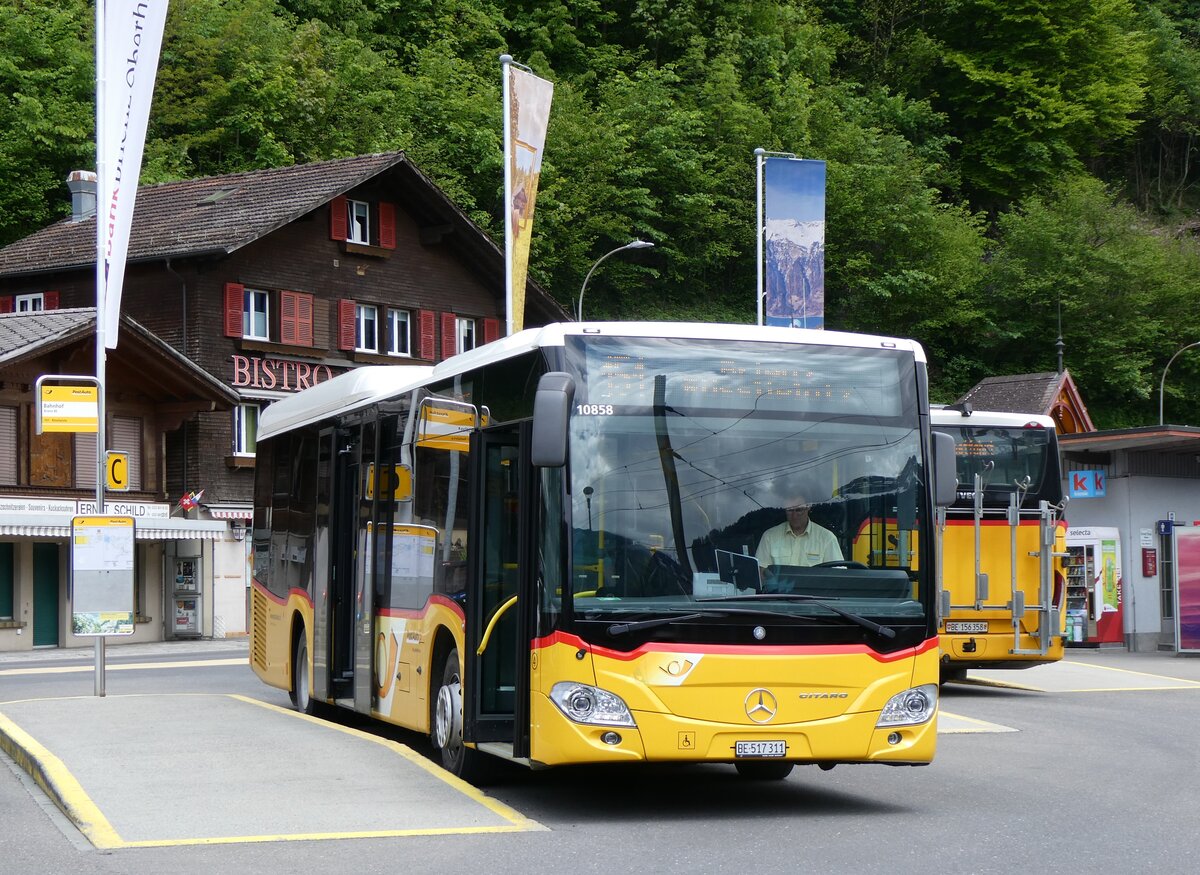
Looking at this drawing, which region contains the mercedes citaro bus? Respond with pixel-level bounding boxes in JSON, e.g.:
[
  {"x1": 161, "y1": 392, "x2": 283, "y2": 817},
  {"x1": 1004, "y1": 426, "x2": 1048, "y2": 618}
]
[{"x1": 250, "y1": 322, "x2": 955, "y2": 781}]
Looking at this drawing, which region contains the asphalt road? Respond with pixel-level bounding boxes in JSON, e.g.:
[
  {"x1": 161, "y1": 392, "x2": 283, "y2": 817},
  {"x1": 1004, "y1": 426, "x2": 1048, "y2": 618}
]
[{"x1": 2, "y1": 644, "x2": 1197, "y2": 874}]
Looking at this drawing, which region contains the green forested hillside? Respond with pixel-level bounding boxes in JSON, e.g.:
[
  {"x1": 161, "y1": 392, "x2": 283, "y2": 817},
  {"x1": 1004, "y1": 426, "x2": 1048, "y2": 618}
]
[{"x1": 3, "y1": 0, "x2": 1200, "y2": 427}]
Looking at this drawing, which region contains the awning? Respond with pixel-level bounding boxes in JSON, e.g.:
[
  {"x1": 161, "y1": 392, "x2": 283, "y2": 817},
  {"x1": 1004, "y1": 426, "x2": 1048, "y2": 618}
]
[
  {"x1": 208, "y1": 506, "x2": 253, "y2": 521},
  {"x1": 0, "y1": 514, "x2": 229, "y2": 540}
]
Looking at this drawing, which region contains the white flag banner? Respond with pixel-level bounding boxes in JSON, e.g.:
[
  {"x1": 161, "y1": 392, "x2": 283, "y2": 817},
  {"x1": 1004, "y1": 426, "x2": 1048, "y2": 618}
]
[
  {"x1": 99, "y1": 0, "x2": 169, "y2": 349},
  {"x1": 502, "y1": 60, "x2": 553, "y2": 335}
]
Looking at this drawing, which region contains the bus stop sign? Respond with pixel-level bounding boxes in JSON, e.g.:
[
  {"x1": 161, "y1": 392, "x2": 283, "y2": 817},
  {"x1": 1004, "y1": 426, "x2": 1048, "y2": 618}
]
[{"x1": 106, "y1": 451, "x2": 130, "y2": 491}]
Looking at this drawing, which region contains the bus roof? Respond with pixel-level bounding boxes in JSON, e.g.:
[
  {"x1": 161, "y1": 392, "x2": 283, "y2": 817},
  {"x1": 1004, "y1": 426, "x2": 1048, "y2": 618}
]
[
  {"x1": 258, "y1": 365, "x2": 434, "y2": 442},
  {"x1": 931, "y1": 407, "x2": 1057, "y2": 431},
  {"x1": 259, "y1": 322, "x2": 929, "y2": 440},
  {"x1": 426, "y1": 321, "x2": 928, "y2": 382}
]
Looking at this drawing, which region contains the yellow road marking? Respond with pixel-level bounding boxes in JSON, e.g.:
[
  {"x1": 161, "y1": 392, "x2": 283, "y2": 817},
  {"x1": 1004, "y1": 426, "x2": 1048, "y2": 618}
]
[
  {"x1": 937, "y1": 710, "x2": 1018, "y2": 733},
  {"x1": 1059, "y1": 659, "x2": 1200, "y2": 687},
  {"x1": 0, "y1": 658, "x2": 246, "y2": 677},
  {"x1": 961, "y1": 660, "x2": 1200, "y2": 693}
]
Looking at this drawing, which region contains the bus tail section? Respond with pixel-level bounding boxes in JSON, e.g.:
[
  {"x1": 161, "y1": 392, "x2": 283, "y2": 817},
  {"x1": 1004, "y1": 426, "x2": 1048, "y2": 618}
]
[{"x1": 933, "y1": 407, "x2": 1068, "y2": 683}]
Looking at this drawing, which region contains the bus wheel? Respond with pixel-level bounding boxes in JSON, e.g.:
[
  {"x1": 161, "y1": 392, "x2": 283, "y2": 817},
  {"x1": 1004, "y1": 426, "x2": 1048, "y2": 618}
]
[
  {"x1": 291, "y1": 633, "x2": 317, "y2": 715},
  {"x1": 432, "y1": 648, "x2": 487, "y2": 781},
  {"x1": 940, "y1": 666, "x2": 967, "y2": 686},
  {"x1": 734, "y1": 761, "x2": 794, "y2": 781}
]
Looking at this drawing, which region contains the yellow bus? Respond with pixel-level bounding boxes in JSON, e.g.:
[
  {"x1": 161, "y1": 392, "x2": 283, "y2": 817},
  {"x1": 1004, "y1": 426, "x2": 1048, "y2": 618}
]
[
  {"x1": 250, "y1": 322, "x2": 956, "y2": 781},
  {"x1": 931, "y1": 407, "x2": 1068, "y2": 683}
]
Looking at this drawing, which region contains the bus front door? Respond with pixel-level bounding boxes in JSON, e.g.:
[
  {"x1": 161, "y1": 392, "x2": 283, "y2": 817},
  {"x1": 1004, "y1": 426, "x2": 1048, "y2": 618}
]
[{"x1": 465, "y1": 424, "x2": 533, "y2": 761}]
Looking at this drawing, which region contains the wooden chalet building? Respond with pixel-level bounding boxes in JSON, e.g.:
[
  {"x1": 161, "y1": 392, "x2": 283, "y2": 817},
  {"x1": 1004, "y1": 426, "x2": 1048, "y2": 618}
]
[{"x1": 0, "y1": 152, "x2": 567, "y2": 651}]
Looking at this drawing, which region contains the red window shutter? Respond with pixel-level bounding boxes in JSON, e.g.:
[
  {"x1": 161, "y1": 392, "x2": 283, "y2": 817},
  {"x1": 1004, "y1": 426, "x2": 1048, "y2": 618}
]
[
  {"x1": 483, "y1": 318, "x2": 500, "y2": 345},
  {"x1": 441, "y1": 312, "x2": 457, "y2": 360},
  {"x1": 224, "y1": 283, "x2": 245, "y2": 337},
  {"x1": 418, "y1": 310, "x2": 435, "y2": 361},
  {"x1": 330, "y1": 195, "x2": 348, "y2": 241},
  {"x1": 0, "y1": 296, "x2": 13, "y2": 313},
  {"x1": 337, "y1": 299, "x2": 357, "y2": 350},
  {"x1": 280, "y1": 291, "x2": 313, "y2": 347},
  {"x1": 44, "y1": 291, "x2": 60, "y2": 310},
  {"x1": 378, "y1": 201, "x2": 396, "y2": 249}
]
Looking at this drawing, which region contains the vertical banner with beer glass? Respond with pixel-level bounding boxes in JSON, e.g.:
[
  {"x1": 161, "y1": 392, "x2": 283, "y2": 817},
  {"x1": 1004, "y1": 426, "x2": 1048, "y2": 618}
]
[
  {"x1": 762, "y1": 158, "x2": 826, "y2": 329},
  {"x1": 502, "y1": 57, "x2": 553, "y2": 335},
  {"x1": 99, "y1": 0, "x2": 170, "y2": 349}
]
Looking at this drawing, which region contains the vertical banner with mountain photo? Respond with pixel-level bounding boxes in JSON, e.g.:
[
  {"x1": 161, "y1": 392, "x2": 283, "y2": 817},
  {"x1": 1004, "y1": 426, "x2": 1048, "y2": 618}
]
[
  {"x1": 503, "y1": 61, "x2": 553, "y2": 335},
  {"x1": 99, "y1": 0, "x2": 170, "y2": 349},
  {"x1": 763, "y1": 158, "x2": 826, "y2": 329}
]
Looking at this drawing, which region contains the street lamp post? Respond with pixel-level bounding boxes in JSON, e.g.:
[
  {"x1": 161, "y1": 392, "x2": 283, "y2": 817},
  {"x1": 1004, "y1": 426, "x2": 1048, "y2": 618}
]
[
  {"x1": 1159, "y1": 340, "x2": 1200, "y2": 425},
  {"x1": 576, "y1": 240, "x2": 655, "y2": 322}
]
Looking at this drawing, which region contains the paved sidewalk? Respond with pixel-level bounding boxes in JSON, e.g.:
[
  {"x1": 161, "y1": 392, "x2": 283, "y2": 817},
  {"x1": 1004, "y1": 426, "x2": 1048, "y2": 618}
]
[
  {"x1": 0, "y1": 636, "x2": 250, "y2": 664},
  {"x1": 0, "y1": 633, "x2": 542, "y2": 849}
]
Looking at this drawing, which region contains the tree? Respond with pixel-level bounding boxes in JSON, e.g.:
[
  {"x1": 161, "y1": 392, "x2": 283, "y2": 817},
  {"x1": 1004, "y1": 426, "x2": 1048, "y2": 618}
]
[
  {"x1": 982, "y1": 175, "x2": 1200, "y2": 426},
  {"x1": 932, "y1": 0, "x2": 1150, "y2": 205},
  {"x1": 0, "y1": 0, "x2": 94, "y2": 245}
]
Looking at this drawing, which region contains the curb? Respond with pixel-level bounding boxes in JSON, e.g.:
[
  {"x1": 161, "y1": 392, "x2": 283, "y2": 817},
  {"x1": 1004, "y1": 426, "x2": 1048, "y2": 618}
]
[{"x1": 0, "y1": 709, "x2": 122, "y2": 848}]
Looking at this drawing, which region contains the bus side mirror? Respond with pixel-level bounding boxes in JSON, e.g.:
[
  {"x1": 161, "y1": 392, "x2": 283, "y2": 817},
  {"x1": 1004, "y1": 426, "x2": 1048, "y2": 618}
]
[
  {"x1": 531, "y1": 372, "x2": 575, "y2": 467},
  {"x1": 933, "y1": 430, "x2": 957, "y2": 507}
]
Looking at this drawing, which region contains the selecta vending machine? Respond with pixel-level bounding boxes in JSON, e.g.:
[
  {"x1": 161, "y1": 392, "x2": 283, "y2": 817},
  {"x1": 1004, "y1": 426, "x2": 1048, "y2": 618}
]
[{"x1": 1064, "y1": 527, "x2": 1124, "y2": 645}]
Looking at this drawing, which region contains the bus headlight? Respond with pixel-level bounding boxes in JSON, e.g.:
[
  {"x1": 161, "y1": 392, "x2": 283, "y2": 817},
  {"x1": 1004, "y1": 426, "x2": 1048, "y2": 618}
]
[
  {"x1": 876, "y1": 684, "x2": 937, "y2": 727},
  {"x1": 549, "y1": 682, "x2": 636, "y2": 727}
]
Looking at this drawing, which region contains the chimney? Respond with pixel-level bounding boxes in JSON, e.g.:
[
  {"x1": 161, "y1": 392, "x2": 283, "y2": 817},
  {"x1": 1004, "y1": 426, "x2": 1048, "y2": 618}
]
[{"x1": 66, "y1": 170, "x2": 97, "y2": 222}]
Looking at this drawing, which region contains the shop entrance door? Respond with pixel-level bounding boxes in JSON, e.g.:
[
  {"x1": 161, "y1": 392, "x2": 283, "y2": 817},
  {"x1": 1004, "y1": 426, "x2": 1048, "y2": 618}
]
[{"x1": 32, "y1": 543, "x2": 59, "y2": 646}]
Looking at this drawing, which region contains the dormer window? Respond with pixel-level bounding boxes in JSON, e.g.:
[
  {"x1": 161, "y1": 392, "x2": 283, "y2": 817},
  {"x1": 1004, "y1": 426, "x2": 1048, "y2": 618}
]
[
  {"x1": 0, "y1": 291, "x2": 58, "y2": 313},
  {"x1": 347, "y1": 199, "x2": 370, "y2": 244},
  {"x1": 16, "y1": 293, "x2": 44, "y2": 312},
  {"x1": 329, "y1": 195, "x2": 396, "y2": 250}
]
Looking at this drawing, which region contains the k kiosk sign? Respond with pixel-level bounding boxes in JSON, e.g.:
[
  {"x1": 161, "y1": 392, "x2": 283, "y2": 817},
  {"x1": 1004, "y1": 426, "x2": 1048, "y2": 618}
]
[{"x1": 1068, "y1": 470, "x2": 1106, "y2": 499}]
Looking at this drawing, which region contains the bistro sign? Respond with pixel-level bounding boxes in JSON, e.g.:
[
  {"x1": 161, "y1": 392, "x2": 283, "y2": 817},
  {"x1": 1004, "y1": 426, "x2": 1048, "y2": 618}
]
[{"x1": 230, "y1": 355, "x2": 343, "y2": 392}]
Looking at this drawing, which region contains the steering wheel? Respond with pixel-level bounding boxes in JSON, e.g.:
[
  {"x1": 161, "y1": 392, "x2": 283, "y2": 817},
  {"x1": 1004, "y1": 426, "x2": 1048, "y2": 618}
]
[{"x1": 812, "y1": 560, "x2": 869, "y2": 569}]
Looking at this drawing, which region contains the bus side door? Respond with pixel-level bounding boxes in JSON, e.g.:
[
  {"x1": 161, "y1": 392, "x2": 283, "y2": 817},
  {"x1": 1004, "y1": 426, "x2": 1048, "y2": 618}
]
[{"x1": 464, "y1": 423, "x2": 534, "y2": 759}]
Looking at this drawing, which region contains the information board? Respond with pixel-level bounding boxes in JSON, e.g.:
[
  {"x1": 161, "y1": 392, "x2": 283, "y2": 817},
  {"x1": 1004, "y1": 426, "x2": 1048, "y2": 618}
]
[{"x1": 71, "y1": 515, "x2": 136, "y2": 636}]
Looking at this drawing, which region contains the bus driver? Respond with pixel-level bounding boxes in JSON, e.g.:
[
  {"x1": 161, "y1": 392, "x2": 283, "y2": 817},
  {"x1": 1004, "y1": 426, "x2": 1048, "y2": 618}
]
[{"x1": 755, "y1": 495, "x2": 843, "y2": 569}]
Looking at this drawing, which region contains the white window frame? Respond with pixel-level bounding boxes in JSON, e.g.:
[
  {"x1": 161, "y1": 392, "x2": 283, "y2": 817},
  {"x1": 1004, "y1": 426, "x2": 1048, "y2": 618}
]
[
  {"x1": 234, "y1": 403, "x2": 260, "y2": 456},
  {"x1": 457, "y1": 316, "x2": 476, "y2": 353},
  {"x1": 347, "y1": 199, "x2": 370, "y2": 244},
  {"x1": 356, "y1": 303, "x2": 379, "y2": 352},
  {"x1": 15, "y1": 293, "x2": 43, "y2": 312},
  {"x1": 244, "y1": 288, "x2": 270, "y2": 340},
  {"x1": 386, "y1": 308, "x2": 411, "y2": 357}
]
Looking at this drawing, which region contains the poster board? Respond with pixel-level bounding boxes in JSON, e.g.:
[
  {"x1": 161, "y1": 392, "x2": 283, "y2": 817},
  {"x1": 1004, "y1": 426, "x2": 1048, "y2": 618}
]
[
  {"x1": 71, "y1": 515, "x2": 136, "y2": 636},
  {"x1": 1175, "y1": 527, "x2": 1200, "y2": 653}
]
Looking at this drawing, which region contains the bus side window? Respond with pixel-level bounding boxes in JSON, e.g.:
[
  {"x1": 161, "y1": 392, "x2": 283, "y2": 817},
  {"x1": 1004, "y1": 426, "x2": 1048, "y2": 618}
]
[{"x1": 413, "y1": 442, "x2": 470, "y2": 597}]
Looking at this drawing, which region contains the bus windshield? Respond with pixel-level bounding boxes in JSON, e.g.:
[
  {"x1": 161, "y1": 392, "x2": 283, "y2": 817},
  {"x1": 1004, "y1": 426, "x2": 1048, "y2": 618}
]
[
  {"x1": 558, "y1": 335, "x2": 930, "y2": 647},
  {"x1": 940, "y1": 423, "x2": 1062, "y2": 508}
]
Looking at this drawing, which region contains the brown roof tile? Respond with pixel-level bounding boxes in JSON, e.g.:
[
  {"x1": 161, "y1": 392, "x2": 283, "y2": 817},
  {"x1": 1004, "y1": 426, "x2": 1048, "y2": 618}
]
[{"x1": 0, "y1": 153, "x2": 406, "y2": 276}]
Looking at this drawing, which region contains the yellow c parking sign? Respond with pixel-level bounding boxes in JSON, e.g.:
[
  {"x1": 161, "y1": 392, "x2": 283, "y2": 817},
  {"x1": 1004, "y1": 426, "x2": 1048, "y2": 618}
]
[{"x1": 106, "y1": 451, "x2": 130, "y2": 491}]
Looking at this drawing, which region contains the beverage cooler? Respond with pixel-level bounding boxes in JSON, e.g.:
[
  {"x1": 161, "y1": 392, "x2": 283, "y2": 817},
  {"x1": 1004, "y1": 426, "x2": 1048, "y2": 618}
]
[
  {"x1": 1064, "y1": 527, "x2": 1123, "y2": 645},
  {"x1": 171, "y1": 557, "x2": 202, "y2": 638}
]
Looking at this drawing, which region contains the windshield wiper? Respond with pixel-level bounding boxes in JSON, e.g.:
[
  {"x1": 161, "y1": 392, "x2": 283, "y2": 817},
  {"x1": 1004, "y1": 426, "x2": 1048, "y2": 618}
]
[
  {"x1": 696, "y1": 594, "x2": 897, "y2": 639},
  {"x1": 607, "y1": 612, "x2": 706, "y2": 636}
]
